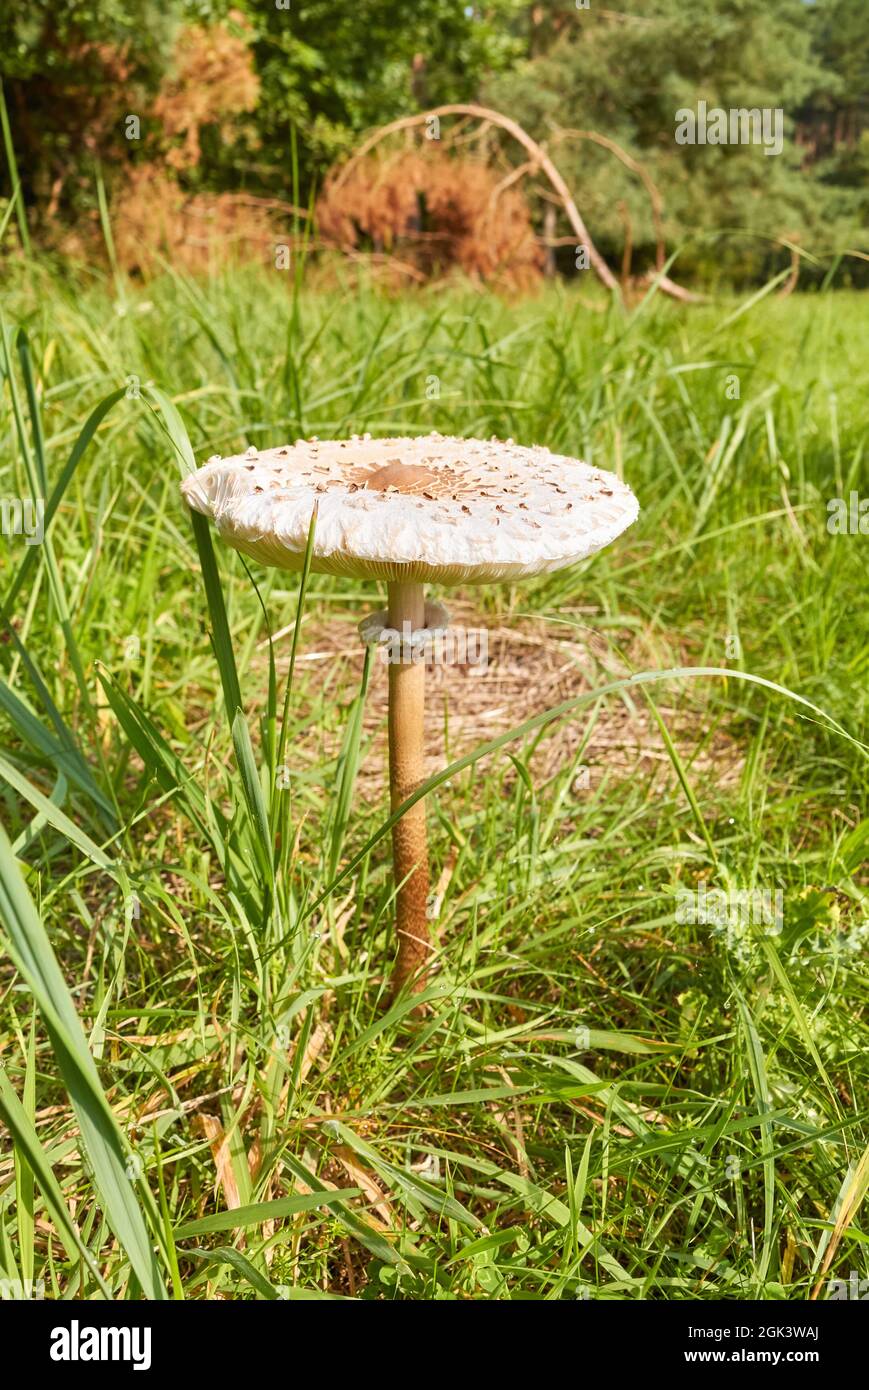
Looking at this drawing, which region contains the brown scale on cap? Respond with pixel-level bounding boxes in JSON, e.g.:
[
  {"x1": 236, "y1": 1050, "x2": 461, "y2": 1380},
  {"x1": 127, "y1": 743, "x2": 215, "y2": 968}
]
[
  {"x1": 352, "y1": 461, "x2": 437, "y2": 493},
  {"x1": 347, "y1": 457, "x2": 483, "y2": 501}
]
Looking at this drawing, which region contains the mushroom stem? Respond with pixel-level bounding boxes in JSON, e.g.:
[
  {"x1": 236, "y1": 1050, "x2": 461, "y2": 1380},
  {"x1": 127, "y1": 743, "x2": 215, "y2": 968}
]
[{"x1": 386, "y1": 579, "x2": 431, "y2": 1000}]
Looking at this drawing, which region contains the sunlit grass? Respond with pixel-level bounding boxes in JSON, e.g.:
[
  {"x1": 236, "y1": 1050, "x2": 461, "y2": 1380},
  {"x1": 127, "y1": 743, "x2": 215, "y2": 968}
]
[{"x1": 0, "y1": 259, "x2": 866, "y2": 1300}]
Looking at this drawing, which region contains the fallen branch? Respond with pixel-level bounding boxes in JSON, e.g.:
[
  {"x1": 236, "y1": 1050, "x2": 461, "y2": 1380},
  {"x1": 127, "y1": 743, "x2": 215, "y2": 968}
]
[
  {"x1": 778, "y1": 235, "x2": 801, "y2": 297},
  {"x1": 554, "y1": 126, "x2": 667, "y2": 271},
  {"x1": 643, "y1": 270, "x2": 710, "y2": 304},
  {"x1": 330, "y1": 104, "x2": 707, "y2": 303},
  {"x1": 330, "y1": 103, "x2": 620, "y2": 293}
]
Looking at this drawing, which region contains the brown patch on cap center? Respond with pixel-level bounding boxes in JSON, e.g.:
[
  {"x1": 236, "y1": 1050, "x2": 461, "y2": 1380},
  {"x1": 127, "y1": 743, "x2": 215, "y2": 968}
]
[
  {"x1": 357, "y1": 461, "x2": 439, "y2": 493},
  {"x1": 348, "y1": 457, "x2": 483, "y2": 501}
]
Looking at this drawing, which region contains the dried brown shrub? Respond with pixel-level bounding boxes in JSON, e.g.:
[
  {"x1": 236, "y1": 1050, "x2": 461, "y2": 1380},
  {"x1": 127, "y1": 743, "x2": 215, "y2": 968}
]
[
  {"x1": 154, "y1": 10, "x2": 259, "y2": 172},
  {"x1": 317, "y1": 149, "x2": 542, "y2": 287},
  {"x1": 13, "y1": 40, "x2": 136, "y2": 227},
  {"x1": 113, "y1": 168, "x2": 281, "y2": 276},
  {"x1": 112, "y1": 11, "x2": 265, "y2": 274},
  {"x1": 64, "y1": 42, "x2": 137, "y2": 161}
]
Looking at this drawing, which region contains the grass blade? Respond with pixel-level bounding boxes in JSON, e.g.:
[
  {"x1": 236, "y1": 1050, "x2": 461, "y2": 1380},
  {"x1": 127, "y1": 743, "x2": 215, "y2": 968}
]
[
  {"x1": 0, "y1": 78, "x2": 30, "y2": 255},
  {"x1": 0, "y1": 1063, "x2": 113, "y2": 1297},
  {"x1": 174, "y1": 1189, "x2": 361, "y2": 1238},
  {"x1": 0, "y1": 824, "x2": 166, "y2": 1298}
]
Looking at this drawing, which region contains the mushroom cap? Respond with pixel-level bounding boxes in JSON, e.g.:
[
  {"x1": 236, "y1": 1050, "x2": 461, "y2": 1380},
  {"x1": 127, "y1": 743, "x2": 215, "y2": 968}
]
[{"x1": 181, "y1": 434, "x2": 638, "y2": 585}]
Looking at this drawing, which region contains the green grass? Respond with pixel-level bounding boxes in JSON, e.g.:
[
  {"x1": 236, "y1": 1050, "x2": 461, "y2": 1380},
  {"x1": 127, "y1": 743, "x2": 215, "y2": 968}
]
[{"x1": 0, "y1": 257, "x2": 867, "y2": 1300}]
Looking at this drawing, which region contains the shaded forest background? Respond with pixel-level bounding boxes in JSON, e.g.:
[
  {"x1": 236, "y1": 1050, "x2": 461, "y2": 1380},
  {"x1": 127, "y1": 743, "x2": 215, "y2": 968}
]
[{"x1": 1, "y1": 0, "x2": 867, "y2": 287}]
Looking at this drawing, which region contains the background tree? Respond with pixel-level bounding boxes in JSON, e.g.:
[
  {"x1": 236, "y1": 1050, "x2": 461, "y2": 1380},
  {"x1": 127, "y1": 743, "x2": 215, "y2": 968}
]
[
  {"x1": 0, "y1": 0, "x2": 179, "y2": 223},
  {"x1": 1, "y1": 0, "x2": 866, "y2": 283},
  {"x1": 484, "y1": 0, "x2": 863, "y2": 283}
]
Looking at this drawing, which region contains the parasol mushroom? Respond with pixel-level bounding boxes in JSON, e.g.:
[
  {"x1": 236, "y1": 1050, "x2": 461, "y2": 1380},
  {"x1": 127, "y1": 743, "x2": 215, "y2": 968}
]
[{"x1": 181, "y1": 433, "x2": 638, "y2": 1002}]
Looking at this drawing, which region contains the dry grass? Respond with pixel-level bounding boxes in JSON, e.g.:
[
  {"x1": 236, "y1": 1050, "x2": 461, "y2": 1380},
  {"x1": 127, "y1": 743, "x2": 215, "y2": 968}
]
[{"x1": 268, "y1": 605, "x2": 744, "y2": 801}]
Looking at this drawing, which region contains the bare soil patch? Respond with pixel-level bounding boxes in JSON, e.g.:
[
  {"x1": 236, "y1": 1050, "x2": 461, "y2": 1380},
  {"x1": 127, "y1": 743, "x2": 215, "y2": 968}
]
[{"x1": 277, "y1": 600, "x2": 743, "y2": 801}]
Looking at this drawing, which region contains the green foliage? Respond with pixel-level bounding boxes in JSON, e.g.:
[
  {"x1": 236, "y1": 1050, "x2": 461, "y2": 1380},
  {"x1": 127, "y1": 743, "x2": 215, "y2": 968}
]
[
  {"x1": 0, "y1": 0, "x2": 178, "y2": 83},
  {"x1": 0, "y1": 258, "x2": 866, "y2": 1296},
  {"x1": 485, "y1": 0, "x2": 869, "y2": 280},
  {"x1": 0, "y1": 0, "x2": 181, "y2": 220},
  {"x1": 246, "y1": 0, "x2": 519, "y2": 186},
  {"x1": 0, "y1": 0, "x2": 866, "y2": 283}
]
